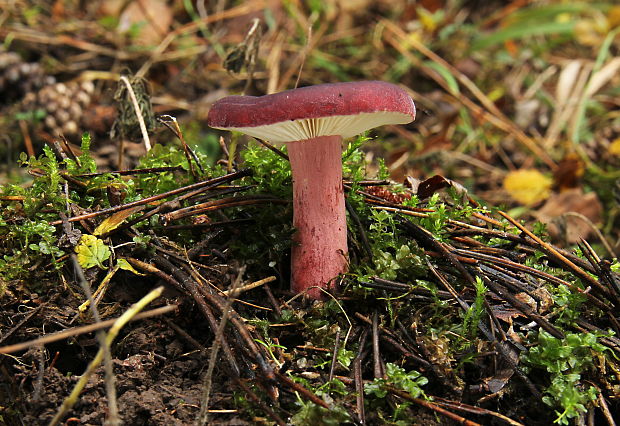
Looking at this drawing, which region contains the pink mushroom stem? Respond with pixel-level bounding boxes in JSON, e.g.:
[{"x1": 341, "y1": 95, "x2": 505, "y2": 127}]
[
  {"x1": 287, "y1": 135, "x2": 348, "y2": 299},
  {"x1": 207, "y1": 81, "x2": 415, "y2": 300}
]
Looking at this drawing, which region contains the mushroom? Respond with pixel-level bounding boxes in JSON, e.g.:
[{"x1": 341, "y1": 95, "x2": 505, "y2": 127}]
[{"x1": 208, "y1": 81, "x2": 416, "y2": 299}]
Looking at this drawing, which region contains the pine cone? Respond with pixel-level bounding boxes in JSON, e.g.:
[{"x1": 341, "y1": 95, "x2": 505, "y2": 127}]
[
  {"x1": 21, "y1": 81, "x2": 95, "y2": 137},
  {"x1": 0, "y1": 50, "x2": 55, "y2": 103}
]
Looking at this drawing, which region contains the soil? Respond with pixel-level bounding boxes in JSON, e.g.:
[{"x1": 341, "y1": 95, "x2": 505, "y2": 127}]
[
  {"x1": 1, "y1": 287, "x2": 255, "y2": 425},
  {"x1": 0, "y1": 280, "x2": 547, "y2": 426}
]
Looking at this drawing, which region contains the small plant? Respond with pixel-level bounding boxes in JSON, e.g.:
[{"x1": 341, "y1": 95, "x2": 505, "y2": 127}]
[
  {"x1": 462, "y1": 276, "x2": 487, "y2": 341},
  {"x1": 365, "y1": 363, "x2": 428, "y2": 400},
  {"x1": 133, "y1": 143, "x2": 211, "y2": 197},
  {"x1": 342, "y1": 134, "x2": 375, "y2": 181},
  {"x1": 365, "y1": 363, "x2": 428, "y2": 424},
  {"x1": 65, "y1": 133, "x2": 98, "y2": 175},
  {"x1": 364, "y1": 209, "x2": 427, "y2": 281},
  {"x1": 290, "y1": 400, "x2": 351, "y2": 426},
  {"x1": 242, "y1": 141, "x2": 292, "y2": 197},
  {"x1": 521, "y1": 330, "x2": 609, "y2": 425},
  {"x1": 417, "y1": 193, "x2": 449, "y2": 238},
  {"x1": 289, "y1": 376, "x2": 353, "y2": 425},
  {"x1": 0, "y1": 143, "x2": 68, "y2": 280},
  {"x1": 549, "y1": 283, "x2": 588, "y2": 324}
]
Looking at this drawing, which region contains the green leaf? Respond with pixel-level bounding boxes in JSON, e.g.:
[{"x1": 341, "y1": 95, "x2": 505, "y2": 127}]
[
  {"x1": 336, "y1": 348, "x2": 355, "y2": 368},
  {"x1": 423, "y1": 61, "x2": 459, "y2": 95},
  {"x1": 117, "y1": 258, "x2": 145, "y2": 275},
  {"x1": 78, "y1": 133, "x2": 97, "y2": 174},
  {"x1": 472, "y1": 21, "x2": 575, "y2": 51},
  {"x1": 365, "y1": 378, "x2": 388, "y2": 398},
  {"x1": 75, "y1": 235, "x2": 111, "y2": 269},
  {"x1": 365, "y1": 363, "x2": 427, "y2": 400},
  {"x1": 291, "y1": 401, "x2": 351, "y2": 426},
  {"x1": 522, "y1": 330, "x2": 609, "y2": 424}
]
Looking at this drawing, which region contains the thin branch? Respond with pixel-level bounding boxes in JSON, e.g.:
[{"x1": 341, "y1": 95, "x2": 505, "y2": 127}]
[
  {"x1": 198, "y1": 267, "x2": 246, "y2": 425},
  {"x1": 0, "y1": 305, "x2": 177, "y2": 354}
]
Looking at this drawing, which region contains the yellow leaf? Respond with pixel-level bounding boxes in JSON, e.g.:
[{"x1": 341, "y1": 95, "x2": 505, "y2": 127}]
[
  {"x1": 93, "y1": 206, "x2": 143, "y2": 236},
  {"x1": 75, "y1": 235, "x2": 111, "y2": 269},
  {"x1": 609, "y1": 138, "x2": 620, "y2": 156},
  {"x1": 609, "y1": 6, "x2": 620, "y2": 28},
  {"x1": 503, "y1": 169, "x2": 552, "y2": 206},
  {"x1": 117, "y1": 258, "x2": 145, "y2": 275},
  {"x1": 417, "y1": 7, "x2": 437, "y2": 32}
]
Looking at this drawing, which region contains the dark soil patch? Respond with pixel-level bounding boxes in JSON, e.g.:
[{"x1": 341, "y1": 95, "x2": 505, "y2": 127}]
[{"x1": 2, "y1": 298, "x2": 250, "y2": 425}]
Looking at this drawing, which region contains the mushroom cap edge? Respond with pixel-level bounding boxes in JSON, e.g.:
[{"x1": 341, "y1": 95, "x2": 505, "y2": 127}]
[{"x1": 207, "y1": 81, "x2": 415, "y2": 143}]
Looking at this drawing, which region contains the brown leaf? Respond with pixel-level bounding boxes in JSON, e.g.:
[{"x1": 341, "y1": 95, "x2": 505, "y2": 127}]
[
  {"x1": 409, "y1": 174, "x2": 470, "y2": 201},
  {"x1": 514, "y1": 292, "x2": 537, "y2": 311},
  {"x1": 118, "y1": 0, "x2": 173, "y2": 46},
  {"x1": 416, "y1": 175, "x2": 451, "y2": 198},
  {"x1": 553, "y1": 153, "x2": 584, "y2": 191},
  {"x1": 532, "y1": 286, "x2": 554, "y2": 314},
  {"x1": 492, "y1": 305, "x2": 526, "y2": 322},
  {"x1": 535, "y1": 188, "x2": 603, "y2": 244}
]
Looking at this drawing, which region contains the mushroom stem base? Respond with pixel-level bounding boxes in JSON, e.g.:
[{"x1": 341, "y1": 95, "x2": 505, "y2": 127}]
[{"x1": 287, "y1": 135, "x2": 348, "y2": 300}]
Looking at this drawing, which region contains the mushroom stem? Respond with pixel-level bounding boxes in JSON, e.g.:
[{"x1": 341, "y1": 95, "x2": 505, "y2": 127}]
[{"x1": 287, "y1": 135, "x2": 348, "y2": 299}]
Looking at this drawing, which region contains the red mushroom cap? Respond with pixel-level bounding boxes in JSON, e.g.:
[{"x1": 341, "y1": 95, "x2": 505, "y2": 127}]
[{"x1": 207, "y1": 81, "x2": 415, "y2": 142}]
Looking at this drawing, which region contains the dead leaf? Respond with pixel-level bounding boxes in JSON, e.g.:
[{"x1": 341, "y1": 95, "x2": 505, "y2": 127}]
[
  {"x1": 93, "y1": 206, "x2": 143, "y2": 236},
  {"x1": 532, "y1": 286, "x2": 554, "y2": 314},
  {"x1": 535, "y1": 188, "x2": 603, "y2": 244},
  {"x1": 585, "y1": 57, "x2": 620, "y2": 97},
  {"x1": 410, "y1": 174, "x2": 470, "y2": 201},
  {"x1": 503, "y1": 169, "x2": 552, "y2": 206},
  {"x1": 416, "y1": 174, "x2": 451, "y2": 198},
  {"x1": 514, "y1": 292, "x2": 537, "y2": 311},
  {"x1": 609, "y1": 137, "x2": 620, "y2": 156},
  {"x1": 553, "y1": 153, "x2": 584, "y2": 191},
  {"x1": 481, "y1": 367, "x2": 515, "y2": 394},
  {"x1": 514, "y1": 98, "x2": 541, "y2": 129},
  {"x1": 117, "y1": 0, "x2": 173, "y2": 46},
  {"x1": 556, "y1": 60, "x2": 582, "y2": 108},
  {"x1": 421, "y1": 333, "x2": 453, "y2": 367},
  {"x1": 492, "y1": 305, "x2": 526, "y2": 322}
]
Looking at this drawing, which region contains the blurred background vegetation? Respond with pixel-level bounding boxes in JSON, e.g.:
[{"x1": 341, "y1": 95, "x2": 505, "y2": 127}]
[{"x1": 1, "y1": 0, "x2": 619, "y2": 253}]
